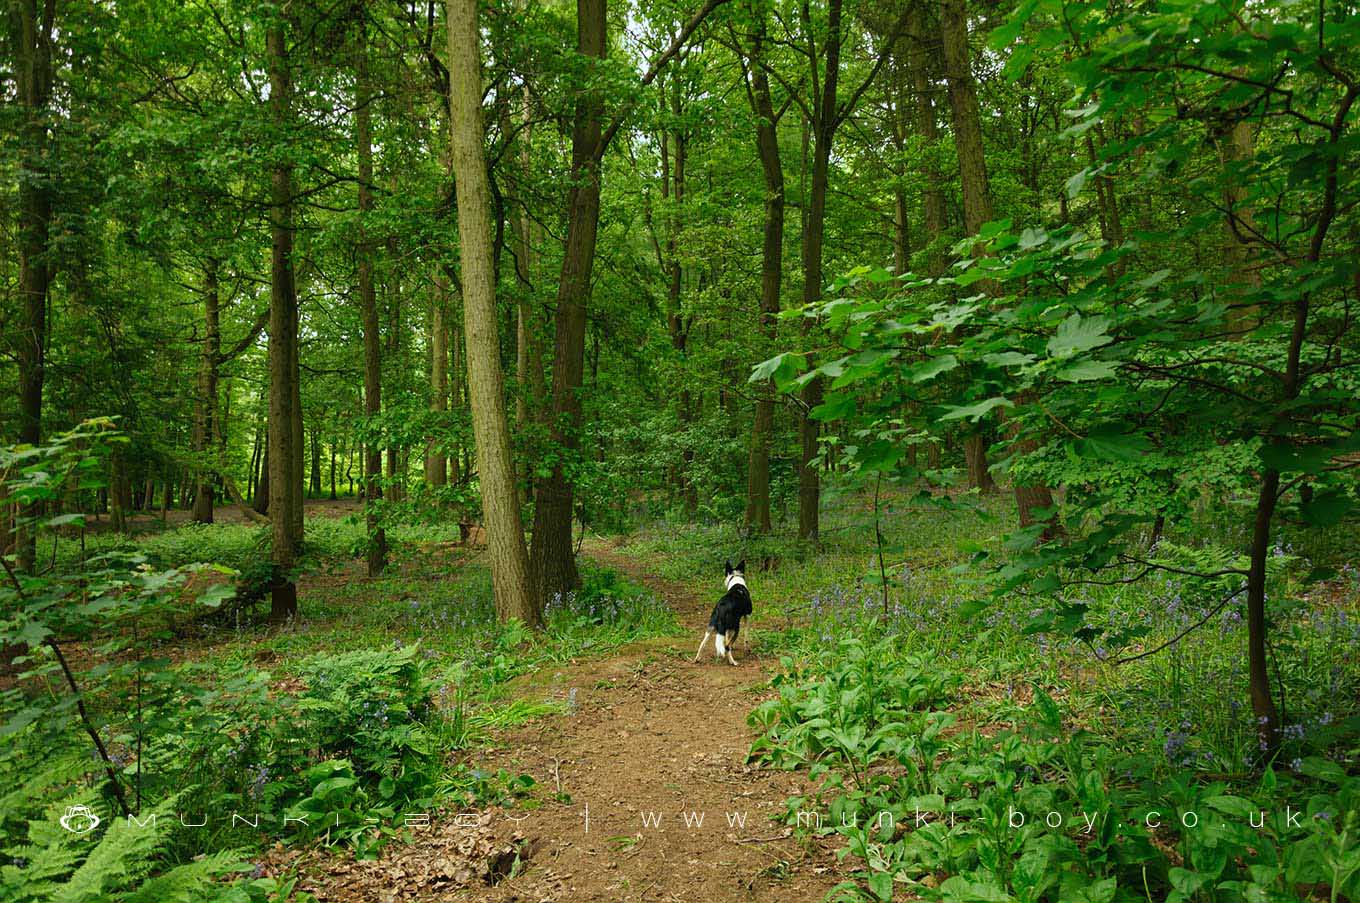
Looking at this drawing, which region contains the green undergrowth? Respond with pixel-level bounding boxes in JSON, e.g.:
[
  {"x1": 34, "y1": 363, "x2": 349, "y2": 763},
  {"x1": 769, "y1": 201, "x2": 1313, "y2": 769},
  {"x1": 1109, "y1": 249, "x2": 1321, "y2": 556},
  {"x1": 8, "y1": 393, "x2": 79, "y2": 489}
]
[
  {"x1": 613, "y1": 482, "x2": 1360, "y2": 902},
  {"x1": 4, "y1": 513, "x2": 678, "y2": 902}
]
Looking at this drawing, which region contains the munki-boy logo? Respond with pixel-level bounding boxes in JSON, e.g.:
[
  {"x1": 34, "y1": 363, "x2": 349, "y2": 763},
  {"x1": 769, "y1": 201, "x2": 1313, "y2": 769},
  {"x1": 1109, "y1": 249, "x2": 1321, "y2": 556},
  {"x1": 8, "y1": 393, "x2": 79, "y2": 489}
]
[{"x1": 59, "y1": 806, "x2": 101, "y2": 834}]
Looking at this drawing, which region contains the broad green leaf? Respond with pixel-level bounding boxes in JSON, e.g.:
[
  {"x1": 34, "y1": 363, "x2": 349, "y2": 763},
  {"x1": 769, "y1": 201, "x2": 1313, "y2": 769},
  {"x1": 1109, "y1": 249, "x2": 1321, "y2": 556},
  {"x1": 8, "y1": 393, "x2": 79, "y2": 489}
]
[
  {"x1": 1047, "y1": 314, "x2": 1112, "y2": 358},
  {"x1": 941, "y1": 397, "x2": 1013, "y2": 421}
]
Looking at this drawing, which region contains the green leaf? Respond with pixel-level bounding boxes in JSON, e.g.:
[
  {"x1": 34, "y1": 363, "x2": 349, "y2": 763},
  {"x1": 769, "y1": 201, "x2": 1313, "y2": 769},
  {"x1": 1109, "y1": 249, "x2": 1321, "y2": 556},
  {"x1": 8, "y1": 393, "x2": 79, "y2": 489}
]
[
  {"x1": 1047, "y1": 314, "x2": 1112, "y2": 358},
  {"x1": 1056, "y1": 359, "x2": 1117, "y2": 381},
  {"x1": 1300, "y1": 490, "x2": 1353, "y2": 526},
  {"x1": 983, "y1": 351, "x2": 1034, "y2": 367},
  {"x1": 1065, "y1": 169, "x2": 1089, "y2": 199},
  {"x1": 908, "y1": 355, "x2": 958, "y2": 382},
  {"x1": 1070, "y1": 429, "x2": 1149, "y2": 462},
  {"x1": 749, "y1": 352, "x2": 804, "y2": 388},
  {"x1": 867, "y1": 870, "x2": 894, "y2": 901},
  {"x1": 940, "y1": 397, "x2": 1014, "y2": 421}
]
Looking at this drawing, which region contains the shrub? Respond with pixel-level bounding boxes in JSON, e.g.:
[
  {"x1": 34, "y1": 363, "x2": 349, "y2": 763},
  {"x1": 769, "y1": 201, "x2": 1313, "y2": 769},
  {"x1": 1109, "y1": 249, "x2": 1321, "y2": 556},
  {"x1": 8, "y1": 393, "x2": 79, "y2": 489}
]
[{"x1": 293, "y1": 645, "x2": 439, "y2": 802}]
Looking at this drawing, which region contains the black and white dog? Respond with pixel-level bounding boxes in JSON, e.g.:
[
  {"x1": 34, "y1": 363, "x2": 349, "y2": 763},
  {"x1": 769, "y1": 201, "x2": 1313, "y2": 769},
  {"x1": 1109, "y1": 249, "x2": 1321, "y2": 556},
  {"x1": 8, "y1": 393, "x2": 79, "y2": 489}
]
[{"x1": 693, "y1": 559, "x2": 752, "y2": 666}]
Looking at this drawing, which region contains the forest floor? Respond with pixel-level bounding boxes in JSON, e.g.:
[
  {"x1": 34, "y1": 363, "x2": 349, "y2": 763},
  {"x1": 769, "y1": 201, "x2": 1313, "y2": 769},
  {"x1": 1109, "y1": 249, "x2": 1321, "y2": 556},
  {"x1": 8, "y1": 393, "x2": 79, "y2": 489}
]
[{"x1": 275, "y1": 541, "x2": 848, "y2": 903}]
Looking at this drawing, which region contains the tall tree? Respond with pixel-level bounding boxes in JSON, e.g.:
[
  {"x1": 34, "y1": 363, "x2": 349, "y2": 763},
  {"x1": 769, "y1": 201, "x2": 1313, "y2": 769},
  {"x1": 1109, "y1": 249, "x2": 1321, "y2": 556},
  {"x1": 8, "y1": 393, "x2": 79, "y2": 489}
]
[
  {"x1": 266, "y1": 17, "x2": 301, "y2": 621},
  {"x1": 529, "y1": 0, "x2": 724, "y2": 599},
  {"x1": 355, "y1": 20, "x2": 388, "y2": 577},
  {"x1": 191, "y1": 261, "x2": 222, "y2": 523},
  {"x1": 905, "y1": 3, "x2": 946, "y2": 278},
  {"x1": 940, "y1": 0, "x2": 1057, "y2": 528},
  {"x1": 10, "y1": 0, "x2": 56, "y2": 573},
  {"x1": 787, "y1": 0, "x2": 899, "y2": 539},
  {"x1": 939, "y1": 0, "x2": 996, "y2": 494},
  {"x1": 735, "y1": 9, "x2": 786, "y2": 535},
  {"x1": 446, "y1": 0, "x2": 539, "y2": 625},
  {"x1": 425, "y1": 286, "x2": 449, "y2": 489},
  {"x1": 528, "y1": 0, "x2": 606, "y2": 600}
]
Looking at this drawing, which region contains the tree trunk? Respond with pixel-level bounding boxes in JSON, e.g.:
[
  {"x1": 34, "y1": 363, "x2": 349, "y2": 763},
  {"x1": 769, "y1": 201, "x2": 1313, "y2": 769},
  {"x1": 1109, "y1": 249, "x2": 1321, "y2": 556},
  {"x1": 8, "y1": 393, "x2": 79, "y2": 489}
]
[
  {"x1": 529, "y1": 0, "x2": 606, "y2": 602},
  {"x1": 425, "y1": 285, "x2": 448, "y2": 488},
  {"x1": 267, "y1": 20, "x2": 300, "y2": 622},
  {"x1": 963, "y1": 433, "x2": 994, "y2": 492},
  {"x1": 940, "y1": 0, "x2": 991, "y2": 239},
  {"x1": 907, "y1": 4, "x2": 947, "y2": 277},
  {"x1": 309, "y1": 424, "x2": 322, "y2": 496},
  {"x1": 942, "y1": 0, "x2": 1029, "y2": 506},
  {"x1": 356, "y1": 24, "x2": 388, "y2": 577},
  {"x1": 385, "y1": 248, "x2": 403, "y2": 505},
  {"x1": 253, "y1": 433, "x2": 270, "y2": 514},
  {"x1": 191, "y1": 261, "x2": 221, "y2": 524},
  {"x1": 110, "y1": 453, "x2": 127, "y2": 534},
  {"x1": 796, "y1": 0, "x2": 845, "y2": 542},
  {"x1": 1220, "y1": 117, "x2": 1260, "y2": 331},
  {"x1": 447, "y1": 0, "x2": 540, "y2": 626},
  {"x1": 12, "y1": 0, "x2": 55, "y2": 573},
  {"x1": 503, "y1": 76, "x2": 546, "y2": 435},
  {"x1": 290, "y1": 307, "x2": 305, "y2": 546},
  {"x1": 1247, "y1": 470, "x2": 1281, "y2": 754},
  {"x1": 742, "y1": 22, "x2": 783, "y2": 536},
  {"x1": 448, "y1": 296, "x2": 463, "y2": 484},
  {"x1": 660, "y1": 82, "x2": 698, "y2": 519},
  {"x1": 247, "y1": 427, "x2": 259, "y2": 501}
]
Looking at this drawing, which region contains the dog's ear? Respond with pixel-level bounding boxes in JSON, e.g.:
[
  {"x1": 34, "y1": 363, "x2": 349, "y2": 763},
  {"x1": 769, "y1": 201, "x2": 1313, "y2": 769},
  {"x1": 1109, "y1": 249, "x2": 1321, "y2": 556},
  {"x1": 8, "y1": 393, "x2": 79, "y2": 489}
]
[
  {"x1": 736, "y1": 559, "x2": 746, "y2": 573},
  {"x1": 725, "y1": 558, "x2": 733, "y2": 574}
]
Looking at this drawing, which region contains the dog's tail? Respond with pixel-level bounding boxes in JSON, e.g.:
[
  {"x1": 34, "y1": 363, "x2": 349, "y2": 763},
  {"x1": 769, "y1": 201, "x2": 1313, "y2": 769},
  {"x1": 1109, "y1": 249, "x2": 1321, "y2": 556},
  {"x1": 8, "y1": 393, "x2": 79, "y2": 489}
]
[{"x1": 715, "y1": 632, "x2": 727, "y2": 657}]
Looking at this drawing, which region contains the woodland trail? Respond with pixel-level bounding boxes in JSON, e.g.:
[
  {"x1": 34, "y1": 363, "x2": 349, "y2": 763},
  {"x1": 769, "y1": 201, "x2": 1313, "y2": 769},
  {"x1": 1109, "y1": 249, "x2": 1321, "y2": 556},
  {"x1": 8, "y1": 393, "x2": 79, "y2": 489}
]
[{"x1": 284, "y1": 544, "x2": 845, "y2": 902}]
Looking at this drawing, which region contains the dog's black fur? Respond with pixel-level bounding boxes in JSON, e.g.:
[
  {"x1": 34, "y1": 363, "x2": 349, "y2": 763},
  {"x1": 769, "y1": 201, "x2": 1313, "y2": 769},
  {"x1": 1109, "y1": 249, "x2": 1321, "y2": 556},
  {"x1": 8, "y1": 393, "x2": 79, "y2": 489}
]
[{"x1": 694, "y1": 559, "x2": 753, "y2": 665}]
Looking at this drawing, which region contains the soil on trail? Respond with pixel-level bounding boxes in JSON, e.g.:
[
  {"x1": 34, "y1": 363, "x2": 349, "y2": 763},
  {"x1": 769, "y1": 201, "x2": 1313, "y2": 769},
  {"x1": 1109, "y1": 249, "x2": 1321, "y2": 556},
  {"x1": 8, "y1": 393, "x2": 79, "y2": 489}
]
[{"x1": 289, "y1": 548, "x2": 846, "y2": 903}]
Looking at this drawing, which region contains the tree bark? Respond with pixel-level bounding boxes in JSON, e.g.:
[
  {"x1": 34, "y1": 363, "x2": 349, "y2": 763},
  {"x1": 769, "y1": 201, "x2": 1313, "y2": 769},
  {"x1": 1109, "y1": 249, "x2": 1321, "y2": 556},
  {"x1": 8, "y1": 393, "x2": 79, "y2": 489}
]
[
  {"x1": 425, "y1": 287, "x2": 449, "y2": 488},
  {"x1": 12, "y1": 0, "x2": 55, "y2": 573},
  {"x1": 907, "y1": 4, "x2": 947, "y2": 277},
  {"x1": 385, "y1": 244, "x2": 403, "y2": 504},
  {"x1": 253, "y1": 433, "x2": 269, "y2": 514},
  {"x1": 267, "y1": 20, "x2": 300, "y2": 621},
  {"x1": 447, "y1": 0, "x2": 540, "y2": 625},
  {"x1": 191, "y1": 260, "x2": 221, "y2": 524},
  {"x1": 660, "y1": 77, "x2": 698, "y2": 518},
  {"x1": 309, "y1": 423, "x2": 322, "y2": 496},
  {"x1": 796, "y1": 0, "x2": 845, "y2": 542},
  {"x1": 529, "y1": 0, "x2": 607, "y2": 602},
  {"x1": 504, "y1": 78, "x2": 546, "y2": 434},
  {"x1": 940, "y1": 0, "x2": 991, "y2": 239},
  {"x1": 110, "y1": 453, "x2": 127, "y2": 534},
  {"x1": 942, "y1": 0, "x2": 1018, "y2": 504},
  {"x1": 1220, "y1": 117, "x2": 1260, "y2": 331},
  {"x1": 356, "y1": 24, "x2": 388, "y2": 577},
  {"x1": 448, "y1": 295, "x2": 463, "y2": 484},
  {"x1": 741, "y1": 19, "x2": 783, "y2": 535}
]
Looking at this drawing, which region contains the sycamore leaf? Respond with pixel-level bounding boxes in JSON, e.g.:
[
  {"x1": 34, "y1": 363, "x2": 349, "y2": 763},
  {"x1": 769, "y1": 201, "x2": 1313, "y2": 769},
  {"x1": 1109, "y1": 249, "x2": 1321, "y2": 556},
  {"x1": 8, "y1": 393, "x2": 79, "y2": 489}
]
[
  {"x1": 749, "y1": 352, "x2": 803, "y2": 388},
  {"x1": 1047, "y1": 314, "x2": 1112, "y2": 358},
  {"x1": 941, "y1": 397, "x2": 1013, "y2": 421},
  {"x1": 908, "y1": 355, "x2": 957, "y2": 382},
  {"x1": 1018, "y1": 226, "x2": 1047, "y2": 249},
  {"x1": 1300, "y1": 491, "x2": 1353, "y2": 527},
  {"x1": 1070, "y1": 431, "x2": 1149, "y2": 462},
  {"x1": 984, "y1": 351, "x2": 1035, "y2": 367},
  {"x1": 1065, "y1": 168, "x2": 1089, "y2": 199},
  {"x1": 1056, "y1": 359, "x2": 1117, "y2": 381}
]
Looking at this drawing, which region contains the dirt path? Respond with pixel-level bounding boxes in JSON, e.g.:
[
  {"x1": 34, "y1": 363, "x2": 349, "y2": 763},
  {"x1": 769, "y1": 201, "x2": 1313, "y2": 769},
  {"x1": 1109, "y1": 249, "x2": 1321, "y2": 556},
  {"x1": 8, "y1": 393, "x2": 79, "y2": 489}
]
[{"x1": 290, "y1": 548, "x2": 844, "y2": 902}]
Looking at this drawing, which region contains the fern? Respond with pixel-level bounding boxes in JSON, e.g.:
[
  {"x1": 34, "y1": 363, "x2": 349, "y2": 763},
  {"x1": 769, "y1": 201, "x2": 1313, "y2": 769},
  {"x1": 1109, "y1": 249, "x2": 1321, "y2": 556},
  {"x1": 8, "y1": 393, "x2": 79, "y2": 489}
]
[
  {"x1": 118, "y1": 852, "x2": 243, "y2": 903},
  {"x1": 1, "y1": 786, "x2": 243, "y2": 903}
]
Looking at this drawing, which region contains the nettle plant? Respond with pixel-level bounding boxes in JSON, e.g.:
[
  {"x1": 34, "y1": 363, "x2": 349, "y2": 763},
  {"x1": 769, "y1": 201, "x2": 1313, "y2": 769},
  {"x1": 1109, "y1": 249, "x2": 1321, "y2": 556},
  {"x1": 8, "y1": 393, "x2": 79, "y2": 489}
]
[{"x1": 757, "y1": 0, "x2": 1360, "y2": 759}]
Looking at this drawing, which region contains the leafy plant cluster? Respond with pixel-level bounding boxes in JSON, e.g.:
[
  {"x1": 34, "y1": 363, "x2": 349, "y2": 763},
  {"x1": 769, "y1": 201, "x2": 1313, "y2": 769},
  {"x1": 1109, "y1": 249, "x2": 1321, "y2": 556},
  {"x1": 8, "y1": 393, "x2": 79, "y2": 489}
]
[{"x1": 752, "y1": 642, "x2": 1360, "y2": 903}]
